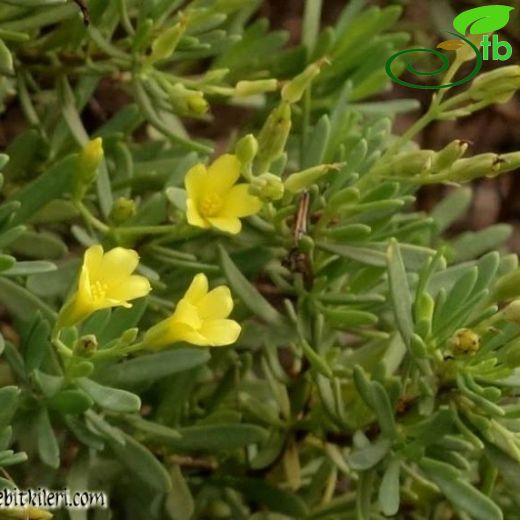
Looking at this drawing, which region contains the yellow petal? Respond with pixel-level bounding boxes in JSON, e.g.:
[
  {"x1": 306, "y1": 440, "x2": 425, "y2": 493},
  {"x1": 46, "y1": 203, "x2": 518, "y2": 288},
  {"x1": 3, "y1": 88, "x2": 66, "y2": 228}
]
[
  {"x1": 144, "y1": 319, "x2": 207, "y2": 349},
  {"x1": 220, "y1": 184, "x2": 263, "y2": 218},
  {"x1": 100, "y1": 247, "x2": 139, "y2": 286},
  {"x1": 109, "y1": 275, "x2": 151, "y2": 302},
  {"x1": 207, "y1": 217, "x2": 241, "y2": 234},
  {"x1": 183, "y1": 273, "x2": 208, "y2": 304},
  {"x1": 206, "y1": 154, "x2": 241, "y2": 195},
  {"x1": 197, "y1": 286, "x2": 233, "y2": 319},
  {"x1": 84, "y1": 244, "x2": 104, "y2": 277},
  {"x1": 199, "y1": 319, "x2": 241, "y2": 346},
  {"x1": 184, "y1": 163, "x2": 208, "y2": 200},
  {"x1": 186, "y1": 198, "x2": 210, "y2": 229},
  {"x1": 173, "y1": 299, "x2": 203, "y2": 330}
]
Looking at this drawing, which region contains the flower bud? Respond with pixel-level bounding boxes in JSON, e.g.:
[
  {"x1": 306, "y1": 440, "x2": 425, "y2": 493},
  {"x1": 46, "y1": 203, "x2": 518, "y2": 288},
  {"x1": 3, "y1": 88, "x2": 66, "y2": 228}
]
[
  {"x1": 284, "y1": 163, "x2": 343, "y2": 194},
  {"x1": 448, "y1": 154, "x2": 500, "y2": 182},
  {"x1": 257, "y1": 102, "x2": 292, "y2": 170},
  {"x1": 110, "y1": 197, "x2": 137, "y2": 224},
  {"x1": 249, "y1": 173, "x2": 284, "y2": 201},
  {"x1": 502, "y1": 300, "x2": 520, "y2": 324},
  {"x1": 432, "y1": 140, "x2": 469, "y2": 172},
  {"x1": 234, "y1": 79, "x2": 278, "y2": 97},
  {"x1": 74, "y1": 334, "x2": 98, "y2": 358},
  {"x1": 469, "y1": 65, "x2": 520, "y2": 103},
  {"x1": 167, "y1": 83, "x2": 208, "y2": 116},
  {"x1": 373, "y1": 150, "x2": 433, "y2": 177},
  {"x1": 451, "y1": 328, "x2": 480, "y2": 355},
  {"x1": 74, "y1": 138, "x2": 103, "y2": 200},
  {"x1": 235, "y1": 134, "x2": 258, "y2": 168},
  {"x1": 282, "y1": 58, "x2": 328, "y2": 104},
  {"x1": 186, "y1": 93, "x2": 209, "y2": 115},
  {"x1": 146, "y1": 16, "x2": 188, "y2": 65},
  {"x1": 495, "y1": 152, "x2": 520, "y2": 176}
]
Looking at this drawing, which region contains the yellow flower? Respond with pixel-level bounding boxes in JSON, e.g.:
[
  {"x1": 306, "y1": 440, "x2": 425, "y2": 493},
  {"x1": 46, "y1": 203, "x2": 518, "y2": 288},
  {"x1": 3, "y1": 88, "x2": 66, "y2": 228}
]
[
  {"x1": 144, "y1": 273, "x2": 241, "y2": 349},
  {"x1": 57, "y1": 245, "x2": 151, "y2": 328},
  {"x1": 185, "y1": 154, "x2": 262, "y2": 234}
]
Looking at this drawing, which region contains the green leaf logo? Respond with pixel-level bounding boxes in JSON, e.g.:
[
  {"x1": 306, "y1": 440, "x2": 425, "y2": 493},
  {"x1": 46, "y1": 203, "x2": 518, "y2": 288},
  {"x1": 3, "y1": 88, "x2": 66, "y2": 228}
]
[{"x1": 453, "y1": 5, "x2": 514, "y2": 35}]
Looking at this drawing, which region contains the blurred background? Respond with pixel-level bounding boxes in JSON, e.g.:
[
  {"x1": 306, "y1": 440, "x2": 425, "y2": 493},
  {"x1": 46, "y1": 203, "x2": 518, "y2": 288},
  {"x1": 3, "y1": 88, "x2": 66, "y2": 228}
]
[{"x1": 262, "y1": 0, "x2": 520, "y2": 247}]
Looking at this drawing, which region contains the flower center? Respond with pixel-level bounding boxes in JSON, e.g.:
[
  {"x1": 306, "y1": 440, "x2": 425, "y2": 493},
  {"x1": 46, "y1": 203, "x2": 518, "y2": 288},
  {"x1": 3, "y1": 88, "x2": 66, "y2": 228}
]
[
  {"x1": 90, "y1": 280, "x2": 108, "y2": 303},
  {"x1": 199, "y1": 193, "x2": 223, "y2": 217}
]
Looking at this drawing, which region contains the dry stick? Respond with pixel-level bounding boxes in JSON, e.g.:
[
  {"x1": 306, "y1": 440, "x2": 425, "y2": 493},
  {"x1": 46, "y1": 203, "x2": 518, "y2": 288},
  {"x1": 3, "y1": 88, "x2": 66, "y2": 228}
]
[{"x1": 72, "y1": 0, "x2": 90, "y2": 25}]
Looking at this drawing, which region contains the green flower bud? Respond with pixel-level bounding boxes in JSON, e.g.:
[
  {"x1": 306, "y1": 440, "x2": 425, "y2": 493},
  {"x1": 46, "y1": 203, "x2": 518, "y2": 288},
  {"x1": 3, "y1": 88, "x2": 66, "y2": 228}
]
[
  {"x1": 234, "y1": 79, "x2": 278, "y2": 97},
  {"x1": 235, "y1": 134, "x2": 258, "y2": 167},
  {"x1": 186, "y1": 93, "x2": 209, "y2": 115},
  {"x1": 451, "y1": 328, "x2": 480, "y2": 355},
  {"x1": 432, "y1": 140, "x2": 469, "y2": 172},
  {"x1": 146, "y1": 16, "x2": 188, "y2": 66},
  {"x1": 257, "y1": 102, "x2": 292, "y2": 170},
  {"x1": 281, "y1": 58, "x2": 328, "y2": 104},
  {"x1": 120, "y1": 327, "x2": 139, "y2": 345},
  {"x1": 495, "y1": 152, "x2": 520, "y2": 176},
  {"x1": 249, "y1": 173, "x2": 284, "y2": 201},
  {"x1": 284, "y1": 163, "x2": 343, "y2": 194},
  {"x1": 110, "y1": 197, "x2": 137, "y2": 224},
  {"x1": 503, "y1": 300, "x2": 520, "y2": 324},
  {"x1": 469, "y1": 65, "x2": 520, "y2": 103},
  {"x1": 74, "y1": 138, "x2": 103, "y2": 200},
  {"x1": 167, "y1": 83, "x2": 208, "y2": 116},
  {"x1": 448, "y1": 153, "x2": 500, "y2": 182},
  {"x1": 74, "y1": 334, "x2": 98, "y2": 358}
]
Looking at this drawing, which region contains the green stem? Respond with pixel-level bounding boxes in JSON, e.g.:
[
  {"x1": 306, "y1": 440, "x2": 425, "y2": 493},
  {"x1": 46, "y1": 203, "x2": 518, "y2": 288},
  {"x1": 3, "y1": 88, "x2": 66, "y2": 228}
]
[{"x1": 76, "y1": 201, "x2": 110, "y2": 233}]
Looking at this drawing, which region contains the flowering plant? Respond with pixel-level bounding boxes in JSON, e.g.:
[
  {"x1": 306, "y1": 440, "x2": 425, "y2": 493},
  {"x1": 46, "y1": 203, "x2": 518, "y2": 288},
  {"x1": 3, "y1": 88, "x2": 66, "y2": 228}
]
[{"x1": 0, "y1": 1, "x2": 519, "y2": 519}]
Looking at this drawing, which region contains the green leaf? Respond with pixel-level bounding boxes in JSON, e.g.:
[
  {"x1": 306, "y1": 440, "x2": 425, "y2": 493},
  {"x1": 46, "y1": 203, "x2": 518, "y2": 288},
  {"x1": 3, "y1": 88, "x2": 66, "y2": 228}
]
[
  {"x1": 420, "y1": 458, "x2": 503, "y2": 520},
  {"x1": 218, "y1": 476, "x2": 308, "y2": 518},
  {"x1": 8, "y1": 155, "x2": 76, "y2": 226},
  {"x1": 218, "y1": 244, "x2": 281, "y2": 323},
  {"x1": 37, "y1": 408, "x2": 60, "y2": 469},
  {"x1": 77, "y1": 378, "x2": 141, "y2": 413},
  {"x1": 157, "y1": 423, "x2": 268, "y2": 452},
  {"x1": 0, "y1": 387, "x2": 19, "y2": 430},
  {"x1": 303, "y1": 115, "x2": 330, "y2": 168},
  {"x1": 387, "y1": 239, "x2": 413, "y2": 346},
  {"x1": 110, "y1": 433, "x2": 172, "y2": 493},
  {"x1": 450, "y1": 225, "x2": 512, "y2": 263},
  {"x1": 349, "y1": 439, "x2": 391, "y2": 470},
  {"x1": 165, "y1": 465, "x2": 195, "y2": 520},
  {"x1": 23, "y1": 313, "x2": 51, "y2": 372},
  {"x1": 0, "y1": 277, "x2": 56, "y2": 322},
  {"x1": 97, "y1": 348, "x2": 210, "y2": 387},
  {"x1": 433, "y1": 188, "x2": 472, "y2": 231},
  {"x1": 49, "y1": 390, "x2": 93, "y2": 415},
  {"x1": 2, "y1": 261, "x2": 57, "y2": 276},
  {"x1": 378, "y1": 458, "x2": 400, "y2": 516},
  {"x1": 453, "y1": 5, "x2": 514, "y2": 35}
]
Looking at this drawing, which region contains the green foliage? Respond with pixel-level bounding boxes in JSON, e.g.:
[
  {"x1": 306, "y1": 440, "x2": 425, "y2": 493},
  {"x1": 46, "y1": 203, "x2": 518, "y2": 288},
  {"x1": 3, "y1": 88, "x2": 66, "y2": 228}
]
[{"x1": 0, "y1": 1, "x2": 518, "y2": 519}]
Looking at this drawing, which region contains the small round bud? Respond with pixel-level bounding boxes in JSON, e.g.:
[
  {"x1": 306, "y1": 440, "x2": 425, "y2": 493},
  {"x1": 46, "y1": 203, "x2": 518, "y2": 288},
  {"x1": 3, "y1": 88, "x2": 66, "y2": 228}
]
[
  {"x1": 187, "y1": 94, "x2": 209, "y2": 115},
  {"x1": 74, "y1": 138, "x2": 103, "y2": 200},
  {"x1": 503, "y1": 300, "x2": 520, "y2": 324},
  {"x1": 75, "y1": 334, "x2": 98, "y2": 358},
  {"x1": 249, "y1": 173, "x2": 285, "y2": 201},
  {"x1": 235, "y1": 134, "x2": 258, "y2": 166},
  {"x1": 110, "y1": 197, "x2": 137, "y2": 225},
  {"x1": 451, "y1": 328, "x2": 480, "y2": 355}
]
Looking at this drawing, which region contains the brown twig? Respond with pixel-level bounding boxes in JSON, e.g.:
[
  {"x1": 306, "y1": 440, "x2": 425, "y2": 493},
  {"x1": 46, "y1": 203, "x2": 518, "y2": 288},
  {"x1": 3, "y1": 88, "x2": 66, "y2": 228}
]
[{"x1": 72, "y1": 0, "x2": 90, "y2": 25}]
